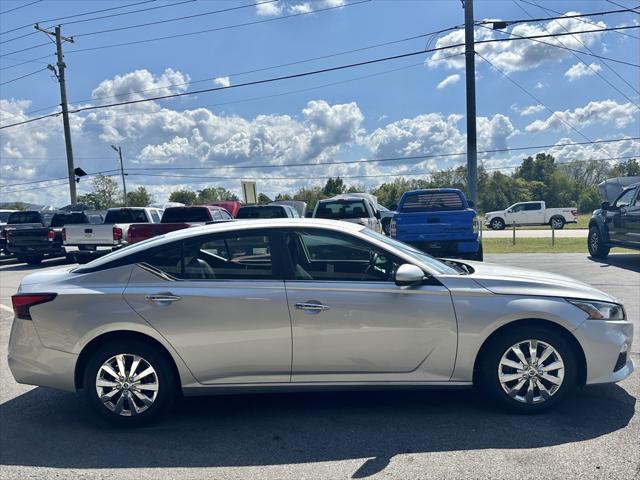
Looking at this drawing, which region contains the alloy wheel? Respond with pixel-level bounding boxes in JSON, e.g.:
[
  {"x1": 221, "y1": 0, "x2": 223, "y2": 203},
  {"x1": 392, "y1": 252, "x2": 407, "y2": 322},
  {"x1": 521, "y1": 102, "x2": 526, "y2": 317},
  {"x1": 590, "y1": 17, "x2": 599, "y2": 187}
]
[
  {"x1": 589, "y1": 231, "x2": 599, "y2": 252},
  {"x1": 551, "y1": 218, "x2": 564, "y2": 229},
  {"x1": 95, "y1": 354, "x2": 159, "y2": 416},
  {"x1": 498, "y1": 339, "x2": 564, "y2": 404}
]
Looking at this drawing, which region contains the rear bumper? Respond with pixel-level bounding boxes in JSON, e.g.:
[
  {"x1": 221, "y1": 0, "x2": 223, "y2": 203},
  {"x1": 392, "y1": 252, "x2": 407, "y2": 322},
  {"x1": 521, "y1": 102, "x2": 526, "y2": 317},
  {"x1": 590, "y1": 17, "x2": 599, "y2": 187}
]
[
  {"x1": 7, "y1": 244, "x2": 64, "y2": 255},
  {"x1": 573, "y1": 319, "x2": 634, "y2": 385},
  {"x1": 404, "y1": 239, "x2": 481, "y2": 256},
  {"x1": 8, "y1": 318, "x2": 77, "y2": 392}
]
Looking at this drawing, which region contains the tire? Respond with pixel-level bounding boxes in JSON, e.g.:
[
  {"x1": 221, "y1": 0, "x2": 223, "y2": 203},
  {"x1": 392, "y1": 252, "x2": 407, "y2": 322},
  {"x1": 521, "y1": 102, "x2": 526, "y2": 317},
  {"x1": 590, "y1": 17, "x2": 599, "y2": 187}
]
[
  {"x1": 477, "y1": 325, "x2": 577, "y2": 413},
  {"x1": 588, "y1": 226, "x2": 610, "y2": 259},
  {"x1": 468, "y1": 243, "x2": 483, "y2": 261},
  {"x1": 549, "y1": 217, "x2": 565, "y2": 230},
  {"x1": 18, "y1": 255, "x2": 43, "y2": 265},
  {"x1": 489, "y1": 217, "x2": 505, "y2": 230},
  {"x1": 83, "y1": 339, "x2": 177, "y2": 427},
  {"x1": 381, "y1": 217, "x2": 392, "y2": 236}
]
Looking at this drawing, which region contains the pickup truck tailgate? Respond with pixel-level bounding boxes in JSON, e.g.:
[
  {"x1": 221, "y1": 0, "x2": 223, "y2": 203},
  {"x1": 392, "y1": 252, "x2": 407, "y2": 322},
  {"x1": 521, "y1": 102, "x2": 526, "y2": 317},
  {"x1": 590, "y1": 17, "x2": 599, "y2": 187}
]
[
  {"x1": 394, "y1": 210, "x2": 477, "y2": 241},
  {"x1": 64, "y1": 224, "x2": 116, "y2": 245},
  {"x1": 7, "y1": 227, "x2": 49, "y2": 245}
]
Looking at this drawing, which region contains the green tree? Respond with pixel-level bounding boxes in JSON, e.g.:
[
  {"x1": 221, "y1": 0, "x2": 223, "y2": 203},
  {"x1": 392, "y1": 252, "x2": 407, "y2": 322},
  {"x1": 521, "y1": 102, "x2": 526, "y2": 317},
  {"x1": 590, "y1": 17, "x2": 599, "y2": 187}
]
[
  {"x1": 274, "y1": 193, "x2": 292, "y2": 201},
  {"x1": 515, "y1": 153, "x2": 556, "y2": 184},
  {"x1": 77, "y1": 175, "x2": 122, "y2": 209},
  {"x1": 609, "y1": 158, "x2": 640, "y2": 177},
  {"x1": 322, "y1": 177, "x2": 345, "y2": 197},
  {"x1": 169, "y1": 190, "x2": 197, "y2": 205},
  {"x1": 197, "y1": 187, "x2": 239, "y2": 203},
  {"x1": 126, "y1": 186, "x2": 153, "y2": 207},
  {"x1": 578, "y1": 186, "x2": 603, "y2": 213},
  {"x1": 293, "y1": 186, "x2": 325, "y2": 211},
  {"x1": 258, "y1": 193, "x2": 272, "y2": 204}
]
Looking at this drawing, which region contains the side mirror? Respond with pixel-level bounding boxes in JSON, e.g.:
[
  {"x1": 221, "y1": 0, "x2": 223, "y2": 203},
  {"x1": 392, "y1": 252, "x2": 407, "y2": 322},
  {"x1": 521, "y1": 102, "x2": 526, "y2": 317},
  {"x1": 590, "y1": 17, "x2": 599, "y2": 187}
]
[
  {"x1": 389, "y1": 204, "x2": 398, "y2": 211},
  {"x1": 374, "y1": 210, "x2": 381, "y2": 219},
  {"x1": 601, "y1": 201, "x2": 611, "y2": 211},
  {"x1": 395, "y1": 264, "x2": 425, "y2": 286},
  {"x1": 467, "y1": 200, "x2": 475, "y2": 208}
]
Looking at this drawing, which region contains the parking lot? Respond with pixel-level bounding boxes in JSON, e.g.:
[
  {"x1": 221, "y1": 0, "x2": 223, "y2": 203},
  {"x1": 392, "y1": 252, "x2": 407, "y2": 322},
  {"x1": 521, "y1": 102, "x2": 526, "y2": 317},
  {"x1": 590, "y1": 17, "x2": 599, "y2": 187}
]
[{"x1": 0, "y1": 253, "x2": 638, "y2": 480}]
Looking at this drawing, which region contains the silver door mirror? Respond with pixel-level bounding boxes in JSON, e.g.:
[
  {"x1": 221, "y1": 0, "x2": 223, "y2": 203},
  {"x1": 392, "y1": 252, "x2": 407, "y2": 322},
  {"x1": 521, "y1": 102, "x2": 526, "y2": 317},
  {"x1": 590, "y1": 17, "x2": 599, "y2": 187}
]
[{"x1": 395, "y1": 264, "x2": 425, "y2": 286}]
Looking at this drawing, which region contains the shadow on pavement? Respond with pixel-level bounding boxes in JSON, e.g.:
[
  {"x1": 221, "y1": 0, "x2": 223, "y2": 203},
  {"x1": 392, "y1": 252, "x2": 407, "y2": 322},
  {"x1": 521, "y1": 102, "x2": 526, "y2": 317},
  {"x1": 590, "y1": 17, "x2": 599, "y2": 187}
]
[
  {"x1": 0, "y1": 257, "x2": 70, "y2": 272},
  {"x1": 588, "y1": 254, "x2": 640, "y2": 274},
  {"x1": 0, "y1": 384, "x2": 635, "y2": 477}
]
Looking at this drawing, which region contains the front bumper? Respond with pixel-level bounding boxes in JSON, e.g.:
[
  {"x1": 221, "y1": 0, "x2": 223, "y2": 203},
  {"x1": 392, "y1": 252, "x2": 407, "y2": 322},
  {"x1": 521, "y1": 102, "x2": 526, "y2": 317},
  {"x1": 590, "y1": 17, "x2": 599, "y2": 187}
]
[
  {"x1": 573, "y1": 319, "x2": 634, "y2": 385},
  {"x1": 8, "y1": 318, "x2": 77, "y2": 392}
]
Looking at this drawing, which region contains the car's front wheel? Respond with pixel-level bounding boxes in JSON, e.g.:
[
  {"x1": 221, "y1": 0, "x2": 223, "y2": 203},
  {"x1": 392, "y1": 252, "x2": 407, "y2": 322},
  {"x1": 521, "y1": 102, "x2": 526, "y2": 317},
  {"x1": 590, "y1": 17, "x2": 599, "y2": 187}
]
[
  {"x1": 588, "y1": 226, "x2": 610, "y2": 259},
  {"x1": 83, "y1": 339, "x2": 177, "y2": 426},
  {"x1": 489, "y1": 218, "x2": 505, "y2": 230},
  {"x1": 478, "y1": 326, "x2": 577, "y2": 413}
]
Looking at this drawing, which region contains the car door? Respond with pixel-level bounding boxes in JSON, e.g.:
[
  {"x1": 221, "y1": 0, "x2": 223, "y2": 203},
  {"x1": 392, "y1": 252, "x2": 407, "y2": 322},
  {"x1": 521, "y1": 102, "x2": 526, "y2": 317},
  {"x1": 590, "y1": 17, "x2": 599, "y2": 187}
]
[
  {"x1": 610, "y1": 187, "x2": 638, "y2": 243},
  {"x1": 523, "y1": 202, "x2": 543, "y2": 224},
  {"x1": 505, "y1": 203, "x2": 527, "y2": 226},
  {"x1": 123, "y1": 229, "x2": 292, "y2": 384},
  {"x1": 283, "y1": 228, "x2": 457, "y2": 383},
  {"x1": 618, "y1": 186, "x2": 640, "y2": 245}
]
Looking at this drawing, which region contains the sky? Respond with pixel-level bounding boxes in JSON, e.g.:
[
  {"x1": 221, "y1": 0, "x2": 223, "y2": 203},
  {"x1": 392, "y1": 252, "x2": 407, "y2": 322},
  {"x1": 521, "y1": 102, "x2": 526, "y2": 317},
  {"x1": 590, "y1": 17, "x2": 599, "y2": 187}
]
[{"x1": 0, "y1": 0, "x2": 638, "y2": 206}]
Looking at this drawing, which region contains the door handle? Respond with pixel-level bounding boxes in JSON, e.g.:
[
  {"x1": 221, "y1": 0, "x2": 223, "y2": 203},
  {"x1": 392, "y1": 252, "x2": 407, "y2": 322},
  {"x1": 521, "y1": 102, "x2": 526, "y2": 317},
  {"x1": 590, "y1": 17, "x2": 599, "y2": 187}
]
[
  {"x1": 294, "y1": 302, "x2": 330, "y2": 312},
  {"x1": 146, "y1": 294, "x2": 182, "y2": 303}
]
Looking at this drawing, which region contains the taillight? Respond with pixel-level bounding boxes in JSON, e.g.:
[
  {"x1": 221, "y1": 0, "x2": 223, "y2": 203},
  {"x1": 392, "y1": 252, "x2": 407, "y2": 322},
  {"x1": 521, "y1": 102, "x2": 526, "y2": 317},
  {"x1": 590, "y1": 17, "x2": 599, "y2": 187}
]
[
  {"x1": 47, "y1": 229, "x2": 55, "y2": 241},
  {"x1": 390, "y1": 219, "x2": 397, "y2": 237},
  {"x1": 62, "y1": 228, "x2": 66, "y2": 242},
  {"x1": 11, "y1": 293, "x2": 57, "y2": 320},
  {"x1": 113, "y1": 226, "x2": 123, "y2": 242},
  {"x1": 571, "y1": 209, "x2": 578, "y2": 217}
]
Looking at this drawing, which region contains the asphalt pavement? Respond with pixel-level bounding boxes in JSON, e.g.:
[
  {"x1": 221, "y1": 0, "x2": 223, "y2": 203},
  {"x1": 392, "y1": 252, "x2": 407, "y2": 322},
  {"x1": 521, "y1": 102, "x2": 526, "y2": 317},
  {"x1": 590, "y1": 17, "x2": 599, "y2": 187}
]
[{"x1": 0, "y1": 253, "x2": 638, "y2": 480}]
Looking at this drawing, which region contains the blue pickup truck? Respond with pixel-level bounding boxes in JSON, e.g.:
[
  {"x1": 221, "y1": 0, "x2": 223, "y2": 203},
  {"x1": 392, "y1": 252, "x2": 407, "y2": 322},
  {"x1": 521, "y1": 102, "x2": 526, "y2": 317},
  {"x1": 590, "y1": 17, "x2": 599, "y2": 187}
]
[{"x1": 390, "y1": 188, "x2": 482, "y2": 261}]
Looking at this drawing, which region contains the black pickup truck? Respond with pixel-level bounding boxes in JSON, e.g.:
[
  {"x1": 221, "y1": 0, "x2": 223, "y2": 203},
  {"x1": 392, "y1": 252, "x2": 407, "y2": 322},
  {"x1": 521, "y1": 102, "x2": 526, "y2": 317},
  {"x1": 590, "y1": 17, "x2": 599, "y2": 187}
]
[
  {"x1": 588, "y1": 182, "x2": 640, "y2": 258},
  {"x1": 4, "y1": 211, "x2": 89, "y2": 264}
]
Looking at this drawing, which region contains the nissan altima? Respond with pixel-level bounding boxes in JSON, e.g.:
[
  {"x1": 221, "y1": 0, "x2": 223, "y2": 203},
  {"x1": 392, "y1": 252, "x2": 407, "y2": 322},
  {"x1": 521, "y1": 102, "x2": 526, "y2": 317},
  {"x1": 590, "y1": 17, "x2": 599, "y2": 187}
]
[{"x1": 8, "y1": 219, "x2": 634, "y2": 425}]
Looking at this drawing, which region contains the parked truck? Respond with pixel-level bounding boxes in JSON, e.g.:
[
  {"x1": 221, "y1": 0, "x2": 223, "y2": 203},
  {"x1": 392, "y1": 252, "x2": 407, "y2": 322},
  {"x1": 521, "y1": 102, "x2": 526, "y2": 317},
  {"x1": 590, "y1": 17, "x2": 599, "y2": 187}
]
[
  {"x1": 63, "y1": 207, "x2": 163, "y2": 251},
  {"x1": 484, "y1": 201, "x2": 577, "y2": 230},
  {"x1": 390, "y1": 188, "x2": 482, "y2": 260}
]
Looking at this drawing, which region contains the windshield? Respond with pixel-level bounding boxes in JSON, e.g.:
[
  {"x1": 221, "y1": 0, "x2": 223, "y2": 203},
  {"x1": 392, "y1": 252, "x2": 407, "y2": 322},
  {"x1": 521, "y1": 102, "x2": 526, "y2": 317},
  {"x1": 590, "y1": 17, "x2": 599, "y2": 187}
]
[
  {"x1": 104, "y1": 209, "x2": 149, "y2": 223},
  {"x1": 315, "y1": 200, "x2": 370, "y2": 219},
  {"x1": 362, "y1": 229, "x2": 459, "y2": 275},
  {"x1": 162, "y1": 207, "x2": 212, "y2": 223},
  {"x1": 400, "y1": 192, "x2": 464, "y2": 212},
  {"x1": 237, "y1": 206, "x2": 286, "y2": 219}
]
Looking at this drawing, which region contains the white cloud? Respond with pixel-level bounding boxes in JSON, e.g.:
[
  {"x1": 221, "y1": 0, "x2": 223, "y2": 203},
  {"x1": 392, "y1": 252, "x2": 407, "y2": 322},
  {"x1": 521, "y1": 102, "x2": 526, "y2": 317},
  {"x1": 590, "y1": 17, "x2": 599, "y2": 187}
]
[
  {"x1": 213, "y1": 76, "x2": 231, "y2": 88},
  {"x1": 430, "y1": 12, "x2": 606, "y2": 73},
  {"x1": 91, "y1": 68, "x2": 189, "y2": 105},
  {"x1": 564, "y1": 62, "x2": 602, "y2": 81},
  {"x1": 256, "y1": 0, "x2": 345, "y2": 16},
  {"x1": 437, "y1": 74, "x2": 461, "y2": 89},
  {"x1": 525, "y1": 100, "x2": 639, "y2": 133},
  {"x1": 534, "y1": 81, "x2": 546, "y2": 89},
  {"x1": 512, "y1": 104, "x2": 546, "y2": 116}
]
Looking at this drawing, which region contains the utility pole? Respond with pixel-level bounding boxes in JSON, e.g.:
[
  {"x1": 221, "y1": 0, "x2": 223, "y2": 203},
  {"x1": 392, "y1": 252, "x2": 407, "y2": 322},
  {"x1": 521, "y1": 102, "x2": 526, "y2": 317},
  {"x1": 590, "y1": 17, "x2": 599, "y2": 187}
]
[
  {"x1": 35, "y1": 24, "x2": 76, "y2": 204},
  {"x1": 111, "y1": 145, "x2": 128, "y2": 206},
  {"x1": 462, "y1": 0, "x2": 478, "y2": 208}
]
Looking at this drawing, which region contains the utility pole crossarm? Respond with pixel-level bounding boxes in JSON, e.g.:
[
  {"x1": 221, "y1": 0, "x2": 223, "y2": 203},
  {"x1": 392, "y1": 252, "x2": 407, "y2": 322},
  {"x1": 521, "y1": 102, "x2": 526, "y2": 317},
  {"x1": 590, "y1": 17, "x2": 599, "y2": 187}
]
[{"x1": 34, "y1": 24, "x2": 76, "y2": 204}]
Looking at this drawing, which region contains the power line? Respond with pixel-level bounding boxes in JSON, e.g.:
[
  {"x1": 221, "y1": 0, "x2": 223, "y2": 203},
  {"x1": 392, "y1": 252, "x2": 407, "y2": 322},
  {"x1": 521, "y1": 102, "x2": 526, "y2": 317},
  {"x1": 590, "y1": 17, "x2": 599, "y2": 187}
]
[
  {"x1": 517, "y1": 0, "x2": 640, "y2": 96},
  {"x1": 74, "y1": 0, "x2": 278, "y2": 38},
  {"x1": 0, "y1": 0, "x2": 42, "y2": 16},
  {"x1": 0, "y1": 41, "x2": 50, "y2": 57},
  {"x1": 0, "y1": 54, "x2": 52, "y2": 71},
  {"x1": 605, "y1": 0, "x2": 640, "y2": 12},
  {"x1": 475, "y1": 24, "x2": 639, "y2": 68},
  {"x1": 2, "y1": 25, "x2": 638, "y2": 130},
  {"x1": 0, "y1": 66, "x2": 46, "y2": 86},
  {"x1": 0, "y1": 0, "x2": 156, "y2": 36},
  {"x1": 0, "y1": 169, "x2": 120, "y2": 188},
  {"x1": 518, "y1": 0, "x2": 639, "y2": 40}
]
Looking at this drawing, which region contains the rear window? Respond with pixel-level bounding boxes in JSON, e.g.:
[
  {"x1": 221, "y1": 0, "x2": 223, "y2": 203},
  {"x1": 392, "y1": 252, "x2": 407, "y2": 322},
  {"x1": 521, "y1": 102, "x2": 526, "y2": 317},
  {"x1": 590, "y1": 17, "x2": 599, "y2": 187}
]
[
  {"x1": 400, "y1": 192, "x2": 464, "y2": 212},
  {"x1": 7, "y1": 211, "x2": 42, "y2": 224},
  {"x1": 0, "y1": 212, "x2": 12, "y2": 223},
  {"x1": 162, "y1": 207, "x2": 211, "y2": 223},
  {"x1": 315, "y1": 200, "x2": 370, "y2": 219},
  {"x1": 237, "y1": 206, "x2": 287, "y2": 219},
  {"x1": 50, "y1": 213, "x2": 88, "y2": 227},
  {"x1": 104, "y1": 209, "x2": 149, "y2": 223}
]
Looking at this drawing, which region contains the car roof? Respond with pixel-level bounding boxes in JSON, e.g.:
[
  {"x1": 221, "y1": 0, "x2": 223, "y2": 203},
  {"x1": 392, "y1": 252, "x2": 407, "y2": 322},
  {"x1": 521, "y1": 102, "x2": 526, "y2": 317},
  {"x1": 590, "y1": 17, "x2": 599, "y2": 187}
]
[{"x1": 403, "y1": 188, "x2": 463, "y2": 194}]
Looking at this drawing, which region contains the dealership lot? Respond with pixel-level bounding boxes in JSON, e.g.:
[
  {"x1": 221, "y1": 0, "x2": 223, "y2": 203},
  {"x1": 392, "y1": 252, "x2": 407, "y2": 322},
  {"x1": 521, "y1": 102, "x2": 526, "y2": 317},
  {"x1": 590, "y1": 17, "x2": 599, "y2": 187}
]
[{"x1": 0, "y1": 253, "x2": 638, "y2": 480}]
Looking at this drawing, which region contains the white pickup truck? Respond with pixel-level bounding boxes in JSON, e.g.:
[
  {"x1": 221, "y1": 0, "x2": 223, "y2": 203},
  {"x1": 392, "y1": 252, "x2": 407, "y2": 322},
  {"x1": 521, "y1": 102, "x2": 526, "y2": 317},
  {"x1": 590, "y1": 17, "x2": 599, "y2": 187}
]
[
  {"x1": 63, "y1": 207, "x2": 162, "y2": 251},
  {"x1": 484, "y1": 201, "x2": 577, "y2": 230}
]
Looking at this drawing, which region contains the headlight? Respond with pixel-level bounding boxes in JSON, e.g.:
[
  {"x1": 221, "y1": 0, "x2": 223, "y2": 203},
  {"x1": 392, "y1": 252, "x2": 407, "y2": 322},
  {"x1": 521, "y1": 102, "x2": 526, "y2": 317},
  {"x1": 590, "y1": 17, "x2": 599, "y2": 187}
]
[{"x1": 567, "y1": 299, "x2": 625, "y2": 320}]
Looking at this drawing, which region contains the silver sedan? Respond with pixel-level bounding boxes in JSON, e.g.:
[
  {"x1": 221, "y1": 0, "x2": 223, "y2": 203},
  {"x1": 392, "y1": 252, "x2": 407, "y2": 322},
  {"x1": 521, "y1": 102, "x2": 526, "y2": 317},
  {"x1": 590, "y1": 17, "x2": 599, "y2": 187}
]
[{"x1": 8, "y1": 219, "x2": 634, "y2": 425}]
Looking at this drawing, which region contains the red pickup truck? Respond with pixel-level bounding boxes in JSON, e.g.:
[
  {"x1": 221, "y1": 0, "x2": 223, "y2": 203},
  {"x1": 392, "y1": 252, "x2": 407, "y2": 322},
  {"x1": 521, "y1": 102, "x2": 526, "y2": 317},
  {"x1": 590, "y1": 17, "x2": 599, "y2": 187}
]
[{"x1": 127, "y1": 206, "x2": 232, "y2": 244}]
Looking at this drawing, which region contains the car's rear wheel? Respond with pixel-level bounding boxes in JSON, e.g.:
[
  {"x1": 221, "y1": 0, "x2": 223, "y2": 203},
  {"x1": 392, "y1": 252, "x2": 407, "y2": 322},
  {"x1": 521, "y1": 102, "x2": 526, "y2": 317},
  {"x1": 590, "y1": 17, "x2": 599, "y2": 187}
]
[
  {"x1": 478, "y1": 326, "x2": 577, "y2": 413},
  {"x1": 588, "y1": 226, "x2": 610, "y2": 259},
  {"x1": 83, "y1": 339, "x2": 177, "y2": 426},
  {"x1": 490, "y1": 218, "x2": 505, "y2": 230},
  {"x1": 550, "y1": 217, "x2": 565, "y2": 230}
]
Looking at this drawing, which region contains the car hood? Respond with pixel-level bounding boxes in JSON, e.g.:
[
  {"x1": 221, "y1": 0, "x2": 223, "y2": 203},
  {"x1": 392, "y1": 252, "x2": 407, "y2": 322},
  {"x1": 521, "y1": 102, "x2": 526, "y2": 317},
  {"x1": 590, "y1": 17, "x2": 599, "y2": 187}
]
[
  {"x1": 463, "y1": 261, "x2": 618, "y2": 303},
  {"x1": 484, "y1": 210, "x2": 504, "y2": 217}
]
